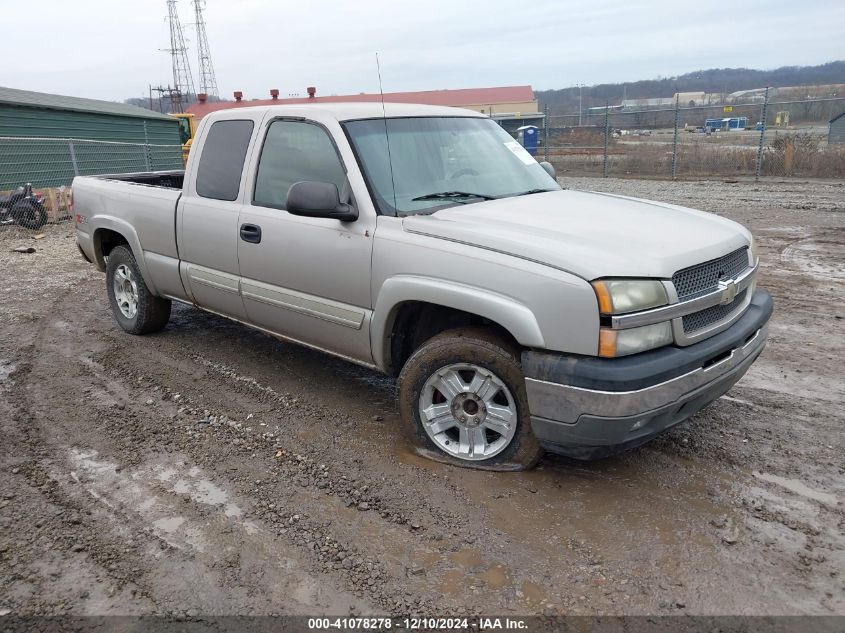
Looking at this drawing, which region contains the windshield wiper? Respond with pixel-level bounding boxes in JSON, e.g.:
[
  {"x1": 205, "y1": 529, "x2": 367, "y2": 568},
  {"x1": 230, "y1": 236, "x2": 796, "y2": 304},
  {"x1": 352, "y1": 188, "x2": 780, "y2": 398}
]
[
  {"x1": 511, "y1": 188, "x2": 558, "y2": 197},
  {"x1": 411, "y1": 191, "x2": 498, "y2": 202}
]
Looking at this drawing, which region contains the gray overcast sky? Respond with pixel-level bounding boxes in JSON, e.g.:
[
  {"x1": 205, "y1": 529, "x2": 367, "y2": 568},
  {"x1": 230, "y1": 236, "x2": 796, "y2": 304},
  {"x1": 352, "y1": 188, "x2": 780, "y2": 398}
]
[{"x1": 3, "y1": 0, "x2": 844, "y2": 101}]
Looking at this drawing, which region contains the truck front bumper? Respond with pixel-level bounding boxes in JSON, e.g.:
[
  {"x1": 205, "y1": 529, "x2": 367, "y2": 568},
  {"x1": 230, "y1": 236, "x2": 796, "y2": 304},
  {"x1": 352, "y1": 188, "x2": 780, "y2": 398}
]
[{"x1": 522, "y1": 289, "x2": 773, "y2": 460}]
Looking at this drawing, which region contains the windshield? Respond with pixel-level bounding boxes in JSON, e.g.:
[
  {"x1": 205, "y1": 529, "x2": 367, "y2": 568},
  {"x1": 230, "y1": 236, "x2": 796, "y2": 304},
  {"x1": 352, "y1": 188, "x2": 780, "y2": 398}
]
[
  {"x1": 177, "y1": 118, "x2": 191, "y2": 145},
  {"x1": 343, "y1": 117, "x2": 559, "y2": 216}
]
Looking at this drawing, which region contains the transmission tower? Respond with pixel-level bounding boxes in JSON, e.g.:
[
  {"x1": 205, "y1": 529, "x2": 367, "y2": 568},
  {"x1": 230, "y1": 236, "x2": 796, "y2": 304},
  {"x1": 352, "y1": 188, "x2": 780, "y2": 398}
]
[
  {"x1": 165, "y1": 0, "x2": 196, "y2": 108},
  {"x1": 193, "y1": 0, "x2": 219, "y2": 96}
]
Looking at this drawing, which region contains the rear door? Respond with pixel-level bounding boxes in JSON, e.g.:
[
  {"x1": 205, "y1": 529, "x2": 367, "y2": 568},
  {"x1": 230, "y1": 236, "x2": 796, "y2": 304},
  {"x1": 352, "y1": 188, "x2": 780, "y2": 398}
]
[
  {"x1": 236, "y1": 116, "x2": 376, "y2": 364},
  {"x1": 176, "y1": 114, "x2": 261, "y2": 320}
]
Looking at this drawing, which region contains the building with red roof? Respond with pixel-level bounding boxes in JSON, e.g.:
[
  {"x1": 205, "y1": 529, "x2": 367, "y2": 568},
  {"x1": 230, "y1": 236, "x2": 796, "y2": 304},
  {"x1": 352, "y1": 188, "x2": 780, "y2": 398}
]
[{"x1": 187, "y1": 85, "x2": 539, "y2": 121}]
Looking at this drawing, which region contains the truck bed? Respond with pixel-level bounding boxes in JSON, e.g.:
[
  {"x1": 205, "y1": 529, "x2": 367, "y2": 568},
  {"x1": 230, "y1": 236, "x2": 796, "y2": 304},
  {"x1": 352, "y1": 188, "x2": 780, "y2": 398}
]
[
  {"x1": 93, "y1": 170, "x2": 185, "y2": 190},
  {"x1": 72, "y1": 171, "x2": 184, "y2": 277}
]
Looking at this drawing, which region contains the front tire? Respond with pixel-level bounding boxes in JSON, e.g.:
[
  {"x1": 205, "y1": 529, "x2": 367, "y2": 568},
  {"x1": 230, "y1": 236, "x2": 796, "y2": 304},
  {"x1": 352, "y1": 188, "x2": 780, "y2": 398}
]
[
  {"x1": 397, "y1": 327, "x2": 543, "y2": 470},
  {"x1": 105, "y1": 245, "x2": 171, "y2": 334}
]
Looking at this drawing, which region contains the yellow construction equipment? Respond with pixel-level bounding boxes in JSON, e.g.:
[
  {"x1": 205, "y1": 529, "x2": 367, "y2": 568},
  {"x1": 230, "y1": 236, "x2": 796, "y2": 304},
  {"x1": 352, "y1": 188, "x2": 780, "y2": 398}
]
[{"x1": 169, "y1": 113, "x2": 197, "y2": 162}]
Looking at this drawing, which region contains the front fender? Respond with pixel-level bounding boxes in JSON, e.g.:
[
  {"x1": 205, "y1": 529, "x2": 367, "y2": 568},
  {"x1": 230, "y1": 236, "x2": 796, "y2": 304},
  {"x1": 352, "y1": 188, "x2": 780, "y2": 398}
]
[{"x1": 371, "y1": 275, "x2": 545, "y2": 371}]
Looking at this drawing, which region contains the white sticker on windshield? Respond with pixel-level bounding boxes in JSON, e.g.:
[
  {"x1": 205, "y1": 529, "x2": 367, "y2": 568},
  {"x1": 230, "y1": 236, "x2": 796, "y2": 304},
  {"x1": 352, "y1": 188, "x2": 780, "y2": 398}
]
[{"x1": 504, "y1": 140, "x2": 536, "y2": 165}]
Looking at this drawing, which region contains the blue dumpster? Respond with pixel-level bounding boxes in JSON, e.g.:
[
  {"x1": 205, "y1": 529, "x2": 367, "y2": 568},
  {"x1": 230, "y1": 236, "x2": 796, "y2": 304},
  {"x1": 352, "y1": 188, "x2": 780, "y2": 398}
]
[{"x1": 517, "y1": 125, "x2": 539, "y2": 156}]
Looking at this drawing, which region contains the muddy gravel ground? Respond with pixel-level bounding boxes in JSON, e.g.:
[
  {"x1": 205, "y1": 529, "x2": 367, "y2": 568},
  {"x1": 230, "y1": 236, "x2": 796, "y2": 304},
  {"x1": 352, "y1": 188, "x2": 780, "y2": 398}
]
[{"x1": 0, "y1": 177, "x2": 843, "y2": 619}]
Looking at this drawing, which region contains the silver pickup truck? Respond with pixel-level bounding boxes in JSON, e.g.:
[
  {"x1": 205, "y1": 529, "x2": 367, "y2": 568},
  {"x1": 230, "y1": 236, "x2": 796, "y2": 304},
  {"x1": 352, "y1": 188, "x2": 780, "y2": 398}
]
[{"x1": 74, "y1": 103, "x2": 772, "y2": 469}]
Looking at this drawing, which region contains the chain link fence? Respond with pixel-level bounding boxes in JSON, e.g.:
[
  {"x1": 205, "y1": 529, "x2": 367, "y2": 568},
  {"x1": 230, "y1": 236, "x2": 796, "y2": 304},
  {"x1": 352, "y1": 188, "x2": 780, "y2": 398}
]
[
  {"x1": 0, "y1": 136, "x2": 184, "y2": 191},
  {"x1": 539, "y1": 95, "x2": 845, "y2": 180},
  {"x1": 1, "y1": 97, "x2": 842, "y2": 223}
]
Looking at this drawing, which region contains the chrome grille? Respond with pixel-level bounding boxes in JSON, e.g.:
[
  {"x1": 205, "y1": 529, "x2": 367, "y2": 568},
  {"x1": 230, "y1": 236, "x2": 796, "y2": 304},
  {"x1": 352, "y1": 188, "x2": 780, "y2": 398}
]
[
  {"x1": 682, "y1": 289, "x2": 748, "y2": 333},
  {"x1": 672, "y1": 247, "x2": 749, "y2": 300}
]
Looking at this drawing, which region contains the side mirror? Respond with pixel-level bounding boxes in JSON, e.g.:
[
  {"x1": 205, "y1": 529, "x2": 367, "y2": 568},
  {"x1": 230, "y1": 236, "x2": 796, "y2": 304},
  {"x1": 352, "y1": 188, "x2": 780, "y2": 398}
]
[
  {"x1": 286, "y1": 181, "x2": 357, "y2": 222},
  {"x1": 540, "y1": 161, "x2": 556, "y2": 180}
]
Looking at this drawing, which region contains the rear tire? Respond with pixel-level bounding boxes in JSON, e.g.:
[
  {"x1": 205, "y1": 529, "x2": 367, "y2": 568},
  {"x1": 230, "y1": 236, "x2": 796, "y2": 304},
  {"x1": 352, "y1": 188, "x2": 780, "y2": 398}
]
[
  {"x1": 106, "y1": 245, "x2": 171, "y2": 334},
  {"x1": 397, "y1": 327, "x2": 543, "y2": 470}
]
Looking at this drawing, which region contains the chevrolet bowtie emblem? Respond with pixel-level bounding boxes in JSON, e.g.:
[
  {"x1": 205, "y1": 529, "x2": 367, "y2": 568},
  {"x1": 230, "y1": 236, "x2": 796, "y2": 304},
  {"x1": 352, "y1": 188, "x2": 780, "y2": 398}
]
[{"x1": 718, "y1": 279, "x2": 738, "y2": 305}]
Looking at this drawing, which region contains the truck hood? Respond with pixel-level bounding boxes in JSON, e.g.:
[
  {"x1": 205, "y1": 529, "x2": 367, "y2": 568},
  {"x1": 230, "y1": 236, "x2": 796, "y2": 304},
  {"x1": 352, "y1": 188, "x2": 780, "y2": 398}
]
[{"x1": 402, "y1": 189, "x2": 751, "y2": 280}]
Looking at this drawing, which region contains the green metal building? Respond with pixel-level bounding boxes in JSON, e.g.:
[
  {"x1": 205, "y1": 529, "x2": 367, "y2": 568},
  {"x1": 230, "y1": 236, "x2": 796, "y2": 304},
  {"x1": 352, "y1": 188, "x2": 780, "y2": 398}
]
[{"x1": 0, "y1": 86, "x2": 184, "y2": 188}]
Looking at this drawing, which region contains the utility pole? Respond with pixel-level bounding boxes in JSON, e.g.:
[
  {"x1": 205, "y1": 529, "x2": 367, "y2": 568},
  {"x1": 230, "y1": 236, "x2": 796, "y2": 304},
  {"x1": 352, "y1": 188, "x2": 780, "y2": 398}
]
[
  {"x1": 164, "y1": 0, "x2": 196, "y2": 109},
  {"x1": 755, "y1": 87, "x2": 770, "y2": 181},
  {"x1": 151, "y1": 84, "x2": 184, "y2": 114},
  {"x1": 193, "y1": 0, "x2": 219, "y2": 96},
  {"x1": 577, "y1": 83, "x2": 584, "y2": 126},
  {"x1": 543, "y1": 104, "x2": 550, "y2": 162},
  {"x1": 671, "y1": 94, "x2": 680, "y2": 180},
  {"x1": 602, "y1": 100, "x2": 610, "y2": 178}
]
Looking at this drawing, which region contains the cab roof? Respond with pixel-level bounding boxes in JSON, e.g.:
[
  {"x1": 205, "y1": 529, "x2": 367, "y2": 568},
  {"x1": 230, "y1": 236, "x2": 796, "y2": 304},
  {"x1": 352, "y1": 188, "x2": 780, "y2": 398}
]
[{"x1": 204, "y1": 102, "x2": 487, "y2": 122}]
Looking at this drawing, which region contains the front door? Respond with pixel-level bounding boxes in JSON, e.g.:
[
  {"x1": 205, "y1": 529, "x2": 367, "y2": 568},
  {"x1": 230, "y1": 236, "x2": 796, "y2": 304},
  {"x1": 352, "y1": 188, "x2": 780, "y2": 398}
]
[{"x1": 236, "y1": 118, "x2": 375, "y2": 364}]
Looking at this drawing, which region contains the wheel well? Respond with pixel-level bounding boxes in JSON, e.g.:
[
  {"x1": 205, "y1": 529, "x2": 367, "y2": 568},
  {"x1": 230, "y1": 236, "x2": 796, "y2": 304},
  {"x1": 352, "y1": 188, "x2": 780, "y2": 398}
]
[
  {"x1": 387, "y1": 302, "x2": 519, "y2": 377},
  {"x1": 95, "y1": 229, "x2": 129, "y2": 259}
]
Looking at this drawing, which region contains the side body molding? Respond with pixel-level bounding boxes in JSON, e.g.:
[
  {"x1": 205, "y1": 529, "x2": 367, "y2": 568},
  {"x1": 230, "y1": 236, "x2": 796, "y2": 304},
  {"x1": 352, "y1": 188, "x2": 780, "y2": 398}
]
[{"x1": 370, "y1": 275, "x2": 545, "y2": 372}]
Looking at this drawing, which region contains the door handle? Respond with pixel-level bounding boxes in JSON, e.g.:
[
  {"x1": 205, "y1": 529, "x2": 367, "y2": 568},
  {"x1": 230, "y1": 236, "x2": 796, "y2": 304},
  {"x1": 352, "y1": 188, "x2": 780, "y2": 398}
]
[{"x1": 240, "y1": 223, "x2": 262, "y2": 244}]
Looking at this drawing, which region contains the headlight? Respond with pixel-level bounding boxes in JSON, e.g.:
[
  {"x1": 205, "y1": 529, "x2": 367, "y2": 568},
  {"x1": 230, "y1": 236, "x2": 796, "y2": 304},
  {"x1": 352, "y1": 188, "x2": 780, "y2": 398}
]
[
  {"x1": 599, "y1": 322, "x2": 673, "y2": 357},
  {"x1": 592, "y1": 279, "x2": 672, "y2": 357},
  {"x1": 591, "y1": 279, "x2": 668, "y2": 315}
]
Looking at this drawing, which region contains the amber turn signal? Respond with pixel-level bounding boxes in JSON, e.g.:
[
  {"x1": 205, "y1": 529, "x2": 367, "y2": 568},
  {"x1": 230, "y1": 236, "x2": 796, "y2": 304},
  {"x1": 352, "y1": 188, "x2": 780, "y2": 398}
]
[
  {"x1": 592, "y1": 280, "x2": 614, "y2": 315},
  {"x1": 598, "y1": 328, "x2": 617, "y2": 357}
]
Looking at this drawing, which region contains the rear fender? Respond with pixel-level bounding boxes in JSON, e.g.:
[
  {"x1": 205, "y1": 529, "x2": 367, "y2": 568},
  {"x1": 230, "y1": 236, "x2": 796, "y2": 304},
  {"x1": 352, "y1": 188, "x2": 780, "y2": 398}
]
[{"x1": 92, "y1": 217, "x2": 159, "y2": 296}]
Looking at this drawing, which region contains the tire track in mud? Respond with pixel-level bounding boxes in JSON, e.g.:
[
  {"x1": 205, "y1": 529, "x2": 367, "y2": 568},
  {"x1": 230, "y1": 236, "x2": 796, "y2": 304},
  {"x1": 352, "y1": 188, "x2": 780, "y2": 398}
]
[
  {"x1": 776, "y1": 226, "x2": 845, "y2": 283},
  {"x1": 0, "y1": 287, "x2": 161, "y2": 614},
  {"x1": 33, "y1": 308, "x2": 536, "y2": 608},
  {"x1": 87, "y1": 308, "x2": 830, "y2": 615},
  {"x1": 2, "y1": 287, "x2": 376, "y2": 615},
  {"x1": 88, "y1": 326, "x2": 607, "y2": 615},
  {"x1": 89, "y1": 354, "x2": 442, "y2": 613}
]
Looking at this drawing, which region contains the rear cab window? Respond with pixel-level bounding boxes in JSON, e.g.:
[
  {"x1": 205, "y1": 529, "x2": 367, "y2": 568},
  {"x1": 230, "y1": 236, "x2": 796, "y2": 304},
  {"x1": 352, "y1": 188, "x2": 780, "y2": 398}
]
[{"x1": 195, "y1": 120, "x2": 255, "y2": 201}]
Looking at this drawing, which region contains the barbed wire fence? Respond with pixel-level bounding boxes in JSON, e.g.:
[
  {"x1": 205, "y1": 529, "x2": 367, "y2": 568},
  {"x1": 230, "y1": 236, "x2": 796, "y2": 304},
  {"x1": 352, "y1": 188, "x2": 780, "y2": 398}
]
[{"x1": 541, "y1": 95, "x2": 845, "y2": 180}]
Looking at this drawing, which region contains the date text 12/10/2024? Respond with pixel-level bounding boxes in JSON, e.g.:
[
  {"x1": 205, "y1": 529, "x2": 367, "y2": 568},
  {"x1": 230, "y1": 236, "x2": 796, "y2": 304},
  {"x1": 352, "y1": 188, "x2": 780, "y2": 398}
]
[{"x1": 307, "y1": 617, "x2": 529, "y2": 630}]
